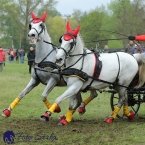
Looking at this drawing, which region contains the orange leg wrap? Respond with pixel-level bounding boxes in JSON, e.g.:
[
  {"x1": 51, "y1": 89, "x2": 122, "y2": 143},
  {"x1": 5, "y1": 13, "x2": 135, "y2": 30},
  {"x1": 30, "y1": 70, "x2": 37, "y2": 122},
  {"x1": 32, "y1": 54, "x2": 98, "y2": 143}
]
[
  {"x1": 65, "y1": 110, "x2": 75, "y2": 123},
  {"x1": 10, "y1": 98, "x2": 20, "y2": 110},
  {"x1": 110, "y1": 106, "x2": 120, "y2": 119},
  {"x1": 49, "y1": 103, "x2": 58, "y2": 113},
  {"x1": 123, "y1": 105, "x2": 130, "y2": 117},
  {"x1": 83, "y1": 97, "x2": 93, "y2": 105},
  {"x1": 44, "y1": 100, "x2": 51, "y2": 109}
]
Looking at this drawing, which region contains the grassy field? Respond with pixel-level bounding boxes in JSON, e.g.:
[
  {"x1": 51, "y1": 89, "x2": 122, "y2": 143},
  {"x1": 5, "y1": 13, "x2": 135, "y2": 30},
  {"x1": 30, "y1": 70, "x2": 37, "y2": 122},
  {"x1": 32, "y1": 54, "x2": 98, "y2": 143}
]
[{"x1": 1, "y1": 60, "x2": 145, "y2": 145}]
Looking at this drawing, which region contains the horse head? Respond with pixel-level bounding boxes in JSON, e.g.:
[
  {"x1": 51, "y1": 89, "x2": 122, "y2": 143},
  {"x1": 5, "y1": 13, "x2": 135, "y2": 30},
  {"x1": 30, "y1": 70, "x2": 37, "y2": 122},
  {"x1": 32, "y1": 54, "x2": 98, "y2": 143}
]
[
  {"x1": 56, "y1": 21, "x2": 80, "y2": 66},
  {"x1": 28, "y1": 12, "x2": 47, "y2": 44}
]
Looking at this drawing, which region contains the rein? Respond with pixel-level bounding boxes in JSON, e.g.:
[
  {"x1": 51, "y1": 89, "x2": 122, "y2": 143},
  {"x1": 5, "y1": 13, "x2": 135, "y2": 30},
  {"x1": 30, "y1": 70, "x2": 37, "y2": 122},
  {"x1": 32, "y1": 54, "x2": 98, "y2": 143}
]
[
  {"x1": 34, "y1": 39, "x2": 59, "y2": 84},
  {"x1": 63, "y1": 49, "x2": 88, "y2": 70},
  {"x1": 57, "y1": 47, "x2": 130, "y2": 90}
]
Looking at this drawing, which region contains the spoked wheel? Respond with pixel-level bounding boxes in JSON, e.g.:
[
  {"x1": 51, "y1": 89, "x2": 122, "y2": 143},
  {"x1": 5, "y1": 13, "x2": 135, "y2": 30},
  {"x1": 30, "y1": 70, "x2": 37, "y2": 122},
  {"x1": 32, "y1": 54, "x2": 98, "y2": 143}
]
[{"x1": 110, "y1": 91, "x2": 140, "y2": 118}]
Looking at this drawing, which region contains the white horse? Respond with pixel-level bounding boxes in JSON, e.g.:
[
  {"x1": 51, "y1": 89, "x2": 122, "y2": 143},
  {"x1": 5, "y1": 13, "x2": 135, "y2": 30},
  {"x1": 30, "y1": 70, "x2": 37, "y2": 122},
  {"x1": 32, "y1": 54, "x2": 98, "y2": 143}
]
[
  {"x1": 43, "y1": 21, "x2": 145, "y2": 125},
  {"x1": 2, "y1": 13, "x2": 96, "y2": 122}
]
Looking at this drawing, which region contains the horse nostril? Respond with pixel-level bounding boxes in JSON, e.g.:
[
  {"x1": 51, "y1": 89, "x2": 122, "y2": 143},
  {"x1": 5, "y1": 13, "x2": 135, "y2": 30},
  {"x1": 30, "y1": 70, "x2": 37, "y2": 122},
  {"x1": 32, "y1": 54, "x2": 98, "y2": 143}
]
[
  {"x1": 28, "y1": 34, "x2": 35, "y2": 37},
  {"x1": 59, "y1": 58, "x2": 62, "y2": 62}
]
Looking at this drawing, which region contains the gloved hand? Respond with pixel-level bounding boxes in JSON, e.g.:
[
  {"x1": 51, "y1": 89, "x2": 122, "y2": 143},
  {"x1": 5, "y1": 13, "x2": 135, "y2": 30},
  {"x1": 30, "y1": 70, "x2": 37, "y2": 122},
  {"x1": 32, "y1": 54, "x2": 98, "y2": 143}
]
[{"x1": 128, "y1": 36, "x2": 135, "y2": 40}]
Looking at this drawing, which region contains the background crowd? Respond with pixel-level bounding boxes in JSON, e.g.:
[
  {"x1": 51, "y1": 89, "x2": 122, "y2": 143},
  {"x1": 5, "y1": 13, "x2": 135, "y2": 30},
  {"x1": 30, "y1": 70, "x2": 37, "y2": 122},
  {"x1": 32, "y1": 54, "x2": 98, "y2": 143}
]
[
  {"x1": 0, "y1": 46, "x2": 35, "y2": 73},
  {"x1": 125, "y1": 40, "x2": 145, "y2": 54},
  {"x1": 0, "y1": 39, "x2": 144, "y2": 73}
]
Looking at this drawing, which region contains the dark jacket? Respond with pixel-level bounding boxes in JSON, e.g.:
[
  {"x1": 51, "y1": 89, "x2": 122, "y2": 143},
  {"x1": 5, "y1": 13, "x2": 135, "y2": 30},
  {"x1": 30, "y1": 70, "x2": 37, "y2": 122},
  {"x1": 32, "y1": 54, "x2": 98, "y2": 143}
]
[
  {"x1": 27, "y1": 50, "x2": 35, "y2": 65},
  {"x1": 19, "y1": 49, "x2": 25, "y2": 57}
]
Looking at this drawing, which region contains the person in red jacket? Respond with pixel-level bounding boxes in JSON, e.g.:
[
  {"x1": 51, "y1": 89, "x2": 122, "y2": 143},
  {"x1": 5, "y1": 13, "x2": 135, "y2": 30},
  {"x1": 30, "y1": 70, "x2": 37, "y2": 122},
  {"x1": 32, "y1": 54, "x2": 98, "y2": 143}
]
[
  {"x1": 128, "y1": 35, "x2": 145, "y2": 41},
  {"x1": 0, "y1": 46, "x2": 6, "y2": 72}
]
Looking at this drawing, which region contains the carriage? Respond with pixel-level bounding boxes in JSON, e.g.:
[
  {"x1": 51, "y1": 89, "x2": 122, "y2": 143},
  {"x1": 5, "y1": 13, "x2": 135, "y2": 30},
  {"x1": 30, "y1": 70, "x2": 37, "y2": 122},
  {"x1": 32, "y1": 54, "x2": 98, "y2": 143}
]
[{"x1": 109, "y1": 73, "x2": 145, "y2": 118}]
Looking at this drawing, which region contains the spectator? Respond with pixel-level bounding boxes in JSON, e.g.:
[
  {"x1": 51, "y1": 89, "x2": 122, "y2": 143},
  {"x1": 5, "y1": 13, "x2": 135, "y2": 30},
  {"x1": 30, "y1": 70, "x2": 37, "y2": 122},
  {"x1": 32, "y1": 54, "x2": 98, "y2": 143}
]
[
  {"x1": 125, "y1": 40, "x2": 135, "y2": 54},
  {"x1": 15, "y1": 49, "x2": 19, "y2": 63},
  {"x1": 0, "y1": 46, "x2": 6, "y2": 72},
  {"x1": 27, "y1": 46, "x2": 35, "y2": 74},
  {"x1": 142, "y1": 45, "x2": 145, "y2": 53},
  {"x1": 101, "y1": 45, "x2": 109, "y2": 53},
  {"x1": 19, "y1": 48, "x2": 25, "y2": 63},
  {"x1": 134, "y1": 44, "x2": 143, "y2": 54},
  {"x1": 131, "y1": 46, "x2": 136, "y2": 54},
  {"x1": 7, "y1": 48, "x2": 15, "y2": 62}
]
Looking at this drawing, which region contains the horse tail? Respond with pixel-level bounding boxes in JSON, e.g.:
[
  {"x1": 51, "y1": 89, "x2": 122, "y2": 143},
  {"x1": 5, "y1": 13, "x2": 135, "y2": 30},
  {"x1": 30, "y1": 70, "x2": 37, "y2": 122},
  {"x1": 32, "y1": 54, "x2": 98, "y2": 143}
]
[{"x1": 133, "y1": 53, "x2": 145, "y2": 89}]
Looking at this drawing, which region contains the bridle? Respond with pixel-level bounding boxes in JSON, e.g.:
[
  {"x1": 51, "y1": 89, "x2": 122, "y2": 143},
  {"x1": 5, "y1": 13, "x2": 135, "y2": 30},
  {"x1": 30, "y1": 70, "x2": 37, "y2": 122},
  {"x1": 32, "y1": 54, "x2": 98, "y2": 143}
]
[
  {"x1": 29, "y1": 21, "x2": 45, "y2": 38},
  {"x1": 59, "y1": 32, "x2": 77, "y2": 58}
]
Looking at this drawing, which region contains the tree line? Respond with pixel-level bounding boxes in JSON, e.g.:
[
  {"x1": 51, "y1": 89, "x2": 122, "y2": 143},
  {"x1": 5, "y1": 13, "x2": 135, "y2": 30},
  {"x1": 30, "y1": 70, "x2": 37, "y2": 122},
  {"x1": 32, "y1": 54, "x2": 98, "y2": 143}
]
[{"x1": 0, "y1": 0, "x2": 145, "y2": 51}]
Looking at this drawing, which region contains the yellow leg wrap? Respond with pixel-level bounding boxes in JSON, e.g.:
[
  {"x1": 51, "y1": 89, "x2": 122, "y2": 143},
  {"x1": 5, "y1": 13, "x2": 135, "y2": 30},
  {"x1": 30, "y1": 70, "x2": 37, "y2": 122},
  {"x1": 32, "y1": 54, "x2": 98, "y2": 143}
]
[
  {"x1": 49, "y1": 103, "x2": 58, "y2": 113},
  {"x1": 44, "y1": 100, "x2": 52, "y2": 109},
  {"x1": 111, "y1": 106, "x2": 121, "y2": 119},
  {"x1": 10, "y1": 98, "x2": 20, "y2": 110},
  {"x1": 123, "y1": 105, "x2": 130, "y2": 116},
  {"x1": 66, "y1": 110, "x2": 75, "y2": 123},
  {"x1": 83, "y1": 97, "x2": 92, "y2": 105}
]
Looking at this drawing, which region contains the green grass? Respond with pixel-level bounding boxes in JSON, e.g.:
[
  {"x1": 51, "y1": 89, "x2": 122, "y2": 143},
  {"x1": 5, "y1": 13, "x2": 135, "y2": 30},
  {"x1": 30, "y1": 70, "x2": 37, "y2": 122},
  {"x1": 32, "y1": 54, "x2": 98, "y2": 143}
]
[{"x1": 1, "y1": 60, "x2": 145, "y2": 145}]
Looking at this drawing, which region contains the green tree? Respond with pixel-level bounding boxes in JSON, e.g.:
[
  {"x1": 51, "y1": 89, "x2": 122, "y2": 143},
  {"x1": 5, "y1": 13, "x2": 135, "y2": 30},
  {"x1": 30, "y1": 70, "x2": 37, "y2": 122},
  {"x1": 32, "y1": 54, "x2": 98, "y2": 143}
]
[
  {"x1": 108, "y1": 35, "x2": 123, "y2": 48},
  {"x1": 16, "y1": 0, "x2": 59, "y2": 50},
  {"x1": 0, "y1": 0, "x2": 22, "y2": 48},
  {"x1": 46, "y1": 16, "x2": 79, "y2": 46},
  {"x1": 80, "y1": 10, "x2": 106, "y2": 48},
  {"x1": 72, "y1": 9, "x2": 87, "y2": 23},
  {"x1": 0, "y1": 0, "x2": 59, "y2": 50},
  {"x1": 108, "y1": 0, "x2": 145, "y2": 47}
]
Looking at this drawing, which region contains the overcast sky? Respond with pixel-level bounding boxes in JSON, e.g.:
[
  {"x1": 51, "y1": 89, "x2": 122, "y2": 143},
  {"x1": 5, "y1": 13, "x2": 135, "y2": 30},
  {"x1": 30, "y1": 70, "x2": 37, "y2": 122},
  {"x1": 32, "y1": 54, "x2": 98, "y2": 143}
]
[{"x1": 56, "y1": 0, "x2": 111, "y2": 15}]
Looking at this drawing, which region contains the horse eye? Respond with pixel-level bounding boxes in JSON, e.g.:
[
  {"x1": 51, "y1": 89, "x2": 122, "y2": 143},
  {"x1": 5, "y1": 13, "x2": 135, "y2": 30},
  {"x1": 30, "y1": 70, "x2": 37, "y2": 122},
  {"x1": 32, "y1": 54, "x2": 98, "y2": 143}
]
[{"x1": 40, "y1": 23, "x2": 44, "y2": 28}]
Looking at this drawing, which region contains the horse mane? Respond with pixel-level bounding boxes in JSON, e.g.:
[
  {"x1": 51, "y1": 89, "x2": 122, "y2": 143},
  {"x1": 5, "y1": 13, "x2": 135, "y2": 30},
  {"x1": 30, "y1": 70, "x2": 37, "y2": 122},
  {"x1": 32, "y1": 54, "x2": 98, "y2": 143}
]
[
  {"x1": 78, "y1": 33, "x2": 85, "y2": 48},
  {"x1": 47, "y1": 33, "x2": 51, "y2": 42},
  {"x1": 45, "y1": 26, "x2": 52, "y2": 42}
]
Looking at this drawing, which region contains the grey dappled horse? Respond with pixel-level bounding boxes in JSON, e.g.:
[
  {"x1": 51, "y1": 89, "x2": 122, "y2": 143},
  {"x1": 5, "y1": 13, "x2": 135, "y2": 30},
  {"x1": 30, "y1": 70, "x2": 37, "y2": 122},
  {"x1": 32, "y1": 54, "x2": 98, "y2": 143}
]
[
  {"x1": 2, "y1": 13, "x2": 96, "y2": 121},
  {"x1": 42, "y1": 21, "x2": 145, "y2": 125}
]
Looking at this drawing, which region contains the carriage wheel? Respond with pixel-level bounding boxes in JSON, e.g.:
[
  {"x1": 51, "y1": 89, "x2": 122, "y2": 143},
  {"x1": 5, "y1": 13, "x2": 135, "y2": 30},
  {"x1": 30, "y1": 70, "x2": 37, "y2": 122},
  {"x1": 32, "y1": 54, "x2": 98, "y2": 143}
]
[{"x1": 110, "y1": 92, "x2": 140, "y2": 118}]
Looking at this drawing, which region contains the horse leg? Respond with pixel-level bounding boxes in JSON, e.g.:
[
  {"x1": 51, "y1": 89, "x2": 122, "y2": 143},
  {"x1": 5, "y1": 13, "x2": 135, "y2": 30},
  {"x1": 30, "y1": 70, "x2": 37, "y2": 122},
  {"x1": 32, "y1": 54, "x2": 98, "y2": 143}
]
[
  {"x1": 44, "y1": 80, "x2": 83, "y2": 123},
  {"x1": 40, "y1": 78, "x2": 61, "y2": 121},
  {"x1": 123, "y1": 90, "x2": 134, "y2": 120},
  {"x1": 2, "y1": 78, "x2": 40, "y2": 117},
  {"x1": 58, "y1": 92, "x2": 82, "y2": 125},
  {"x1": 78, "y1": 90, "x2": 98, "y2": 114},
  {"x1": 104, "y1": 87, "x2": 126, "y2": 124}
]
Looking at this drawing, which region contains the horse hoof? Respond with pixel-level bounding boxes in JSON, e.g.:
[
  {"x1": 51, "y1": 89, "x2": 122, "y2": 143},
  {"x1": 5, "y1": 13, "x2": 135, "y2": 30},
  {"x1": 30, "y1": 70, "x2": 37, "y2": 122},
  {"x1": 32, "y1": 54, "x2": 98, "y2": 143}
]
[
  {"x1": 54, "y1": 105, "x2": 61, "y2": 113},
  {"x1": 40, "y1": 117, "x2": 48, "y2": 122},
  {"x1": 58, "y1": 115, "x2": 66, "y2": 120},
  {"x1": 104, "y1": 117, "x2": 113, "y2": 124},
  {"x1": 78, "y1": 107, "x2": 86, "y2": 115},
  {"x1": 58, "y1": 122, "x2": 63, "y2": 126},
  {"x1": 128, "y1": 110, "x2": 134, "y2": 121},
  {"x1": 59, "y1": 119, "x2": 68, "y2": 125},
  {"x1": 2, "y1": 109, "x2": 11, "y2": 117},
  {"x1": 40, "y1": 112, "x2": 50, "y2": 121}
]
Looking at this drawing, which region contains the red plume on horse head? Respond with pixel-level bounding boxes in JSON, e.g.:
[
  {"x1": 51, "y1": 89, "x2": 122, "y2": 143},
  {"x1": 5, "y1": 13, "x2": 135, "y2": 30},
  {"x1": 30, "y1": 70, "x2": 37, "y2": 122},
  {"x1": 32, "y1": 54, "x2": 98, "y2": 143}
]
[
  {"x1": 64, "y1": 21, "x2": 80, "y2": 40},
  {"x1": 30, "y1": 12, "x2": 48, "y2": 23}
]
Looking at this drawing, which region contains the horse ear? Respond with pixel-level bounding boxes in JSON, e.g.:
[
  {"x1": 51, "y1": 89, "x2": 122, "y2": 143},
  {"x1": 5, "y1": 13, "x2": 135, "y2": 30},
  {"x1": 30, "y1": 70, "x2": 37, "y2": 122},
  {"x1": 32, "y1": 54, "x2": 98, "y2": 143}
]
[
  {"x1": 41, "y1": 12, "x2": 48, "y2": 22},
  {"x1": 66, "y1": 21, "x2": 71, "y2": 32},
  {"x1": 74, "y1": 25, "x2": 80, "y2": 36},
  {"x1": 30, "y1": 12, "x2": 36, "y2": 19}
]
